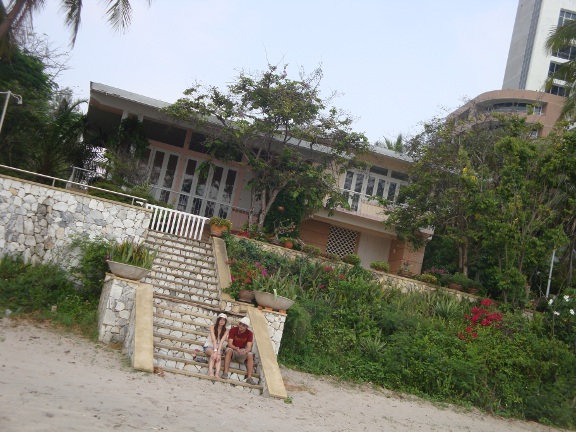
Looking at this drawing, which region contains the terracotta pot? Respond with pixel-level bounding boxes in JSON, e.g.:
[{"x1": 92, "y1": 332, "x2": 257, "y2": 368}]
[
  {"x1": 277, "y1": 206, "x2": 285, "y2": 212},
  {"x1": 448, "y1": 283, "x2": 462, "y2": 291},
  {"x1": 107, "y1": 261, "x2": 150, "y2": 281},
  {"x1": 238, "y1": 289, "x2": 255, "y2": 302},
  {"x1": 398, "y1": 269, "x2": 414, "y2": 278},
  {"x1": 467, "y1": 288, "x2": 479, "y2": 295},
  {"x1": 283, "y1": 241, "x2": 294, "y2": 249},
  {"x1": 254, "y1": 291, "x2": 295, "y2": 310},
  {"x1": 210, "y1": 225, "x2": 229, "y2": 237}
]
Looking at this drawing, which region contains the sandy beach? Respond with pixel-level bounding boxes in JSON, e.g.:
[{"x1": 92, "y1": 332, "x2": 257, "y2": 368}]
[{"x1": 0, "y1": 318, "x2": 566, "y2": 432}]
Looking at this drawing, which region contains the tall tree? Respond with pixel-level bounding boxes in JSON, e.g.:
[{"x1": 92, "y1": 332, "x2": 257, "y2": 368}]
[
  {"x1": 164, "y1": 65, "x2": 370, "y2": 230},
  {"x1": 386, "y1": 113, "x2": 572, "y2": 303},
  {"x1": 0, "y1": 0, "x2": 152, "y2": 52}
]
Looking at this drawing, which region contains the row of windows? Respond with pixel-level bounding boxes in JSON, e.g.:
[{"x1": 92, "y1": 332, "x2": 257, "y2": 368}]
[
  {"x1": 488, "y1": 102, "x2": 542, "y2": 115},
  {"x1": 549, "y1": 85, "x2": 567, "y2": 97}
]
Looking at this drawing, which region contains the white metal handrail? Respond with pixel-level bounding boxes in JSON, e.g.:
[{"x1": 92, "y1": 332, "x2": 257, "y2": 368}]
[
  {"x1": 146, "y1": 204, "x2": 208, "y2": 240},
  {"x1": 0, "y1": 164, "x2": 147, "y2": 206}
]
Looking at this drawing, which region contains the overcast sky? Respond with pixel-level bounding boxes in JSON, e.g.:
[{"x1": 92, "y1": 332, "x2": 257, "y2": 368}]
[{"x1": 32, "y1": 0, "x2": 519, "y2": 143}]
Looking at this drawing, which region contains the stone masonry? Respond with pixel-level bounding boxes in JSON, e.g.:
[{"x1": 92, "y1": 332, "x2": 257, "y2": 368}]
[{"x1": 0, "y1": 175, "x2": 152, "y2": 268}]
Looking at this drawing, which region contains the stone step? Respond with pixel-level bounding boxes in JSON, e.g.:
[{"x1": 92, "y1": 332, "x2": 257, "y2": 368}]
[
  {"x1": 153, "y1": 292, "x2": 221, "y2": 313},
  {"x1": 153, "y1": 312, "x2": 212, "y2": 329},
  {"x1": 153, "y1": 253, "x2": 215, "y2": 271},
  {"x1": 146, "y1": 239, "x2": 215, "y2": 262},
  {"x1": 157, "y1": 366, "x2": 262, "y2": 394},
  {"x1": 150, "y1": 268, "x2": 218, "y2": 289},
  {"x1": 153, "y1": 346, "x2": 260, "y2": 378},
  {"x1": 152, "y1": 260, "x2": 216, "y2": 278},
  {"x1": 154, "y1": 321, "x2": 210, "y2": 340},
  {"x1": 153, "y1": 301, "x2": 245, "y2": 322},
  {"x1": 147, "y1": 230, "x2": 212, "y2": 251},
  {"x1": 151, "y1": 282, "x2": 219, "y2": 303}
]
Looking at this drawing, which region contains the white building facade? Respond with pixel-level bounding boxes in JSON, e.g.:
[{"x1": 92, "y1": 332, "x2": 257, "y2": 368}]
[{"x1": 503, "y1": 0, "x2": 576, "y2": 94}]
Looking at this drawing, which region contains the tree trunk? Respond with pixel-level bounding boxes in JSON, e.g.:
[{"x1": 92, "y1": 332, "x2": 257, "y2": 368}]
[{"x1": 0, "y1": 0, "x2": 29, "y2": 42}]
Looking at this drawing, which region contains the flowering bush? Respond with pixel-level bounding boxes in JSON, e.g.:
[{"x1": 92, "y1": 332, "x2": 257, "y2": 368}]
[
  {"x1": 458, "y1": 298, "x2": 503, "y2": 340},
  {"x1": 226, "y1": 259, "x2": 268, "y2": 298}
]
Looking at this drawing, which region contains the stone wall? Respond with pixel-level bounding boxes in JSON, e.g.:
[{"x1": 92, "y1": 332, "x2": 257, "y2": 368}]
[
  {"x1": 0, "y1": 174, "x2": 152, "y2": 268},
  {"x1": 98, "y1": 275, "x2": 137, "y2": 344}
]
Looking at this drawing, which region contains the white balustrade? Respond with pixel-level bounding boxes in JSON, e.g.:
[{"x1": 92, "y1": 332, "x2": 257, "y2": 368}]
[{"x1": 146, "y1": 204, "x2": 208, "y2": 240}]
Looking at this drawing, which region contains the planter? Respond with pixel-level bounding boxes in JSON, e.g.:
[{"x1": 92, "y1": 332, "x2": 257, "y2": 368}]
[
  {"x1": 210, "y1": 225, "x2": 229, "y2": 237},
  {"x1": 467, "y1": 288, "x2": 479, "y2": 295},
  {"x1": 283, "y1": 241, "x2": 294, "y2": 249},
  {"x1": 398, "y1": 269, "x2": 414, "y2": 278},
  {"x1": 238, "y1": 289, "x2": 255, "y2": 303},
  {"x1": 254, "y1": 291, "x2": 295, "y2": 311},
  {"x1": 107, "y1": 261, "x2": 150, "y2": 281},
  {"x1": 448, "y1": 283, "x2": 462, "y2": 292}
]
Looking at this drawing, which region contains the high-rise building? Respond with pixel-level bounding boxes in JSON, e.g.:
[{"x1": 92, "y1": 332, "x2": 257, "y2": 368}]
[{"x1": 502, "y1": 0, "x2": 576, "y2": 95}]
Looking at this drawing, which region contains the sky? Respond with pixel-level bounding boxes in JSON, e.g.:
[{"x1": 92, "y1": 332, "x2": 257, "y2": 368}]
[{"x1": 32, "y1": 0, "x2": 519, "y2": 143}]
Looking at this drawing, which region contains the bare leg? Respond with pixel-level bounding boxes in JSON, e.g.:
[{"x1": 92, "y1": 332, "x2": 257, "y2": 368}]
[
  {"x1": 223, "y1": 348, "x2": 233, "y2": 377},
  {"x1": 205, "y1": 348, "x2": 214, "y2": 376},
  {"x1": 214, "y1": 356, "x2": 222, "y2": 377},
  {"x1": 245, "y1": 353, "x2": 254, "y2": 380}
]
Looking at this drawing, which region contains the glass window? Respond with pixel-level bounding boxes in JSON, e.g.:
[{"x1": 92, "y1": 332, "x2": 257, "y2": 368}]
[
  {"x1": 376, "y1": 179, "x2": 386, "y2": 197},
  {"x1": 365, "y1": 176, "x2": 375, "y2": 195},
  {"x1": 343, "y1": 171, "x2": 354, "y2": 190},
  {"x1": 387, "y1": 182, "x2": 397, "y2": 201},
  {"x1": 549, "y1": 85, "x2": 567, "y2": 97}
]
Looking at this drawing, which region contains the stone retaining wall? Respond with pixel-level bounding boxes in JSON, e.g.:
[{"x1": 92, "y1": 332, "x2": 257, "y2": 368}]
[
  {"x1": 98, "y1": 275, "x2": 137, "y2": 344},
  {"x1": 0, "y1": 174, "x2": 152, "y2": 268}
]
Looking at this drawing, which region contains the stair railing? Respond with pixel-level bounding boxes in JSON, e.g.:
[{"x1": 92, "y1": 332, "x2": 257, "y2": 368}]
[{"x1": 146, "y1": 204, "x2": 208, "y2": 240}]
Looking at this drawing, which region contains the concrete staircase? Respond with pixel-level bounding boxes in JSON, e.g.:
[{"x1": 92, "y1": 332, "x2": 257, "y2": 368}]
[{"x1": 143, "y1": 230, "x2": 262, "y2": 394}]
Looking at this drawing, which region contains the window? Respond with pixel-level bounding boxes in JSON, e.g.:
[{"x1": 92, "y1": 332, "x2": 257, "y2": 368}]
[
  {"x1": 341, "y1": 166, "x2": 409, "y2": 210},
  {"x1": 558, "y1": 9, "x2": 576, "y2": 28},
  {"x1": 549, "y1": 85, "x2": 567, "y2": 97},
  {"x1": 549, "y1": 61, "x2": 562, "y2": 77},
  {"x1": 489, "y1": 102, "x2": 542, "y2": 115}
]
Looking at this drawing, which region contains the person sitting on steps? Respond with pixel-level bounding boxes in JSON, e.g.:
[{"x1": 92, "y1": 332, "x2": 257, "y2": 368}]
[
  {"x1": 203, "y1": 313, "x2": 229, "y2": 378},
  {"x1": 222, "y1": 316, "x2": 256, "y2": 385}
]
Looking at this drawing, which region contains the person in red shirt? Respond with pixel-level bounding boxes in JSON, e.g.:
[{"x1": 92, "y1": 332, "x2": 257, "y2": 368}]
[{"x1": 222, "y1": 316, "x2": 256, "y2": 385}]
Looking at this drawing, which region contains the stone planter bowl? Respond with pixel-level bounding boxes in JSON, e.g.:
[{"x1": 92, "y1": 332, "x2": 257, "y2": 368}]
[
  {"x1": 107, "y1": 261, "x2": 150, "y2": 281},
  {"x1": 254, "y1": 291, "x2": 295, "y2": 311}
]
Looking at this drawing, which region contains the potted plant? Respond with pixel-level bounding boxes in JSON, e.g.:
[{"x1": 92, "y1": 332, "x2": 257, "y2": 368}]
[
  {"x1": 107, "y1": 239, "x2": 157, "y2": 281},
  {"x1": 279, "y1": 237, "x2": 294, "y2": 249},
  {"x1": 209, "y1": 217, "x2": 232, "y2": 237},
  {"x1": 342, "y1": 254, "x2": 361, "y2": 266},
  {"x1": 397, "y1": 259, "x2": 414, "y2": 278},
  {"x1": 252, "y1": 271, "x2": 298, "y2": 311},
  {"x1": 370, "y1": 261, "x2": 390, "y2": 272}
]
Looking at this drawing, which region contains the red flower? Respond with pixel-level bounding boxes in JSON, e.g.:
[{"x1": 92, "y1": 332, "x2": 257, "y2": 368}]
[
  {"x1": 480, "y1": 298, "x2": 493, "y2": 307},
  {"x1": 465, "y1": 327, "x2": 473, "y2": 333},
  {"x1": 458, "y1": 333, "x2": 465, "y2": 340},
  {"x1": 472, "y1": 332, "x2": 478, "y2": 338}
]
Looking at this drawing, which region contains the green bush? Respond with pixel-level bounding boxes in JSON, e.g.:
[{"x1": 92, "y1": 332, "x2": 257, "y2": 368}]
[
  {"x1": 342, "y1": 254, "x2": 361, "y2": 266},
  {"x1": 223, "y1": 234, "x2": 576, "y2": 429},
  {"x1": 321, "y1": 252, "x2": 341, "y2": 262},
  {"x1": 302, "y1": 245, "x2": 321, "y2": 256},
  {"x1": 69, "y1": 235, "x2": 111, "y2": 299},
  {"x1": 370, "y1": 261, "x2": 390, "y2": 272},
  {"x1": 418, "y1": 273, "x2": 438, "y2": 285}
]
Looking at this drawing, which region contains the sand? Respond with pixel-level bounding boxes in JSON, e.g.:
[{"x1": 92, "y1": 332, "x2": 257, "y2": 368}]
[{"x1": 0, "y1": 318, "x2": 566, "y2": 432}]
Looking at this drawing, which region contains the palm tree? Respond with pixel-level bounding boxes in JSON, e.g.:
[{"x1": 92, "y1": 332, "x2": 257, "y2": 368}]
[
  {"x1": 375, "y1": 133, "x2": 404, "y2": 153},
  {"x1": 0, "y1": 0, "x2": 152, "y2": 50},
  {"x1": 545, "y1": 19, "x2": 576, "y2": 117}
]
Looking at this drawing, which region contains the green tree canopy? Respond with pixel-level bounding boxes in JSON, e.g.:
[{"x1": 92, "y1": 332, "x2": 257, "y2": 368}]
[
  {"x1": 386, "y1": 113, "x2": 574, "y2": 304},
  {"x1": 164, "y1": 65, "x2": 370, "y2": 229}
]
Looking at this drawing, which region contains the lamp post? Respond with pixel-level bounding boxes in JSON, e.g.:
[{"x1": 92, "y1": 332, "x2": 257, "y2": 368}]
[{"x1": 0, "y1": 90, "x2": 23, "y2": 135}]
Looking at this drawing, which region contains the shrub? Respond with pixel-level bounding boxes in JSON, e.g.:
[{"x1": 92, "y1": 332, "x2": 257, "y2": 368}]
[
  {"x1": 302, "y1": 245, "x2": 321, "y2": 256},
  {"x1": 342, "y1": 254, "x2": 361, "y2": 266},
  {"x1": 418, "y1": 273, "x2": 438, "y2": 285},
  {"x1": 69, "y1": 235, "x2": 111, "y2": 299},
  {"x1": 447, "y1": 272, "x2": 473, "y2": 289},
  {"x1": 370, "y1": 261, "x2": 390, "y2": 272},
  {"x1": 321, "y1": 252, "x2": 341, "y2": 262}
]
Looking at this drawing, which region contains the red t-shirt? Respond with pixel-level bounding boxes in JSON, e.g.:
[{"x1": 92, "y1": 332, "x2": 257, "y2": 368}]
[{"x1": 229, "y1": 326, "x2": 253, "y2": 349}]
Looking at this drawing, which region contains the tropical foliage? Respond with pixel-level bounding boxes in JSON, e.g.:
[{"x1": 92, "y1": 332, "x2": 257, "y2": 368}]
[
  {"x1": 224, "y1": 235, "x2": 576, "y2": 429},
  {"x1": 386, "y1": 114, "x2": 575, "y2": 305}
]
